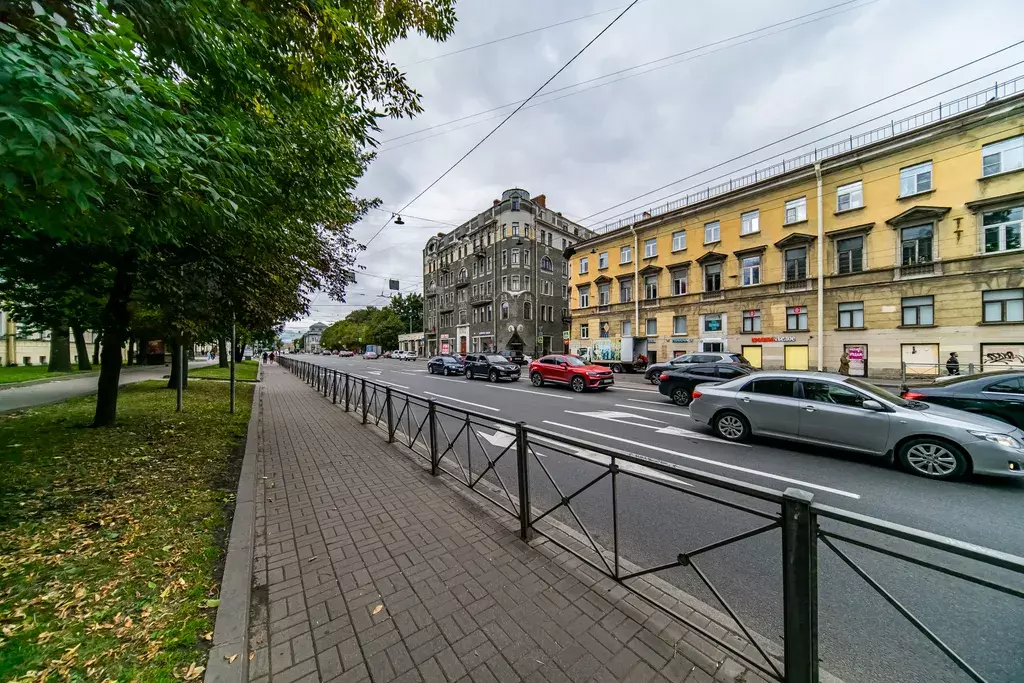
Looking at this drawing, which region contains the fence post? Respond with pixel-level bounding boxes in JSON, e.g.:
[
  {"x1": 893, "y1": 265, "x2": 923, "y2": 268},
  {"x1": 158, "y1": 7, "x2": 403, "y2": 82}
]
[
  {"x1": 900, "y1": 361, "x2": 907, "y2": 387},
  {"x1": 515, "y1": 422, "x2": 532, "y2": 541},
  {"x1": 344, "y1": 374, "x2": 350, "y2": 412},
  {"x1": 385, "y1": 387, "x2": 395, "y2": 443},
  {"x1": 332, "y1": 371, "x2": 338, "y2": 404},
  {"x1": 782, "y1": 488, "x2": 819, "y2": 683},
  {"x1": 968, "y1": 362, "x2": 975, "y2": 376},
  {"x1": 428, "y1": 400, "x2": 439, "y2": 476},
  {"x1": 361, "y1": 379, "x2": 368, "y2": 424}
]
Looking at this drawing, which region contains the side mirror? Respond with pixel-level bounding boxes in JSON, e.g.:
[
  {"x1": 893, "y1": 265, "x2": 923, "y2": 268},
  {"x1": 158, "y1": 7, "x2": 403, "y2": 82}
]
[
  {"x1": 559, "y1": 362, "x2": 569, "y2": 368},
  {"x1": 862, "y1": 399, "x2": 884, "y2": 411}
]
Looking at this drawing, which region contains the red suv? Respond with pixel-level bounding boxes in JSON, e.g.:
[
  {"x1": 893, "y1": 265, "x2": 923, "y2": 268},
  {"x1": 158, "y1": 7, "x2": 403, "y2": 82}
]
[{"x1": 529, "y1": 355, "x2": 614, "y2": 393}]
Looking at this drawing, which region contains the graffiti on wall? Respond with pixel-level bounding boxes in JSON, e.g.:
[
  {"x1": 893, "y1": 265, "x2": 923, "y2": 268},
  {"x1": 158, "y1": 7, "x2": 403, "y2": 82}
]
[{"x1": 981, "y1": 344, "x2": 1024, "y2": 368}]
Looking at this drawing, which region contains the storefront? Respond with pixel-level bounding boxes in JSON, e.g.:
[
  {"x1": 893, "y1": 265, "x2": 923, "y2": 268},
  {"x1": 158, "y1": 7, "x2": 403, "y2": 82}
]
[{"x1": 698, "y1": 313, "x2": 727, "y2": 353}]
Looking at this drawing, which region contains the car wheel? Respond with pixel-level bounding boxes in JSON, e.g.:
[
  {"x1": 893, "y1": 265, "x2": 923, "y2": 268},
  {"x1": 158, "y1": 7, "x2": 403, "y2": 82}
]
[
  {"x1": 713, "y1": 411, "x2": 749, "y2": 442},
  {"x1": 531, "y1": 372, "x2": 544, "y2": 386},
  {"x1": 465, "y1": 368, "x2": 473, "y2": 380},
  {"x1": 489, "y1": 369, "x2": 499, "y2": 383},
  {"x1": 897, "y1": 438, "x2": 968, "y2": 480},
  {"x1": 442, "y1": 367, "x2": 449, "y2": 376},
  {"x1": 612, "y1": 363, "x2": 622, "y2": 374},
  {"x1": 649, "y1": 376, "x2": 660, "y2": 385},
  {"x1": 571, "y1": 376, "x2": 586, "y2": 393},
  {"x1": 671, "y1": 388, "x2": 691, "y2": 407}
]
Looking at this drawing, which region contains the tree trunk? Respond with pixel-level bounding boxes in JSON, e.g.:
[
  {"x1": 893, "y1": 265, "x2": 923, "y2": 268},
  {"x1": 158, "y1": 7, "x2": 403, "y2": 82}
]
[
  {"x1": 48, "y1": 325, "x2": 73, "y2": 372},
  {"x1": 167, "y1": 336, "x2": 180, "y2": 389},
  {"x1": 137, "y1": 336, "x2": 148, "y2": 365},
  {"x1": 72, "y1": 326, "x2": 91, "y2": 371},
  {"x1": 127, "y1": 332, "x2": 136, "y2": 366},
  {"x1": 92, "y1": 334, "x2": 101, "y2": 366},
  {"x1": 218, "y1": 336, "x2": 228, "y2": 368},
  {"x1": 93, "y1": 263, "x2": 133, "y2": 427},
  {"x1": 234, "y1": 341, "x2": 245, "y2": 363}
]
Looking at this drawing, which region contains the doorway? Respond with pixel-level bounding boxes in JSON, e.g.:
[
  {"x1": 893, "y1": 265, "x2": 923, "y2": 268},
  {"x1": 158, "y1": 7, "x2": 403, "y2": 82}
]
[
  {"x1": 784, "y1": 345, "x2": 809, "y2": 370},
  {"x1": 741, "y1": 345, "x2": 763, "y2": 369}
]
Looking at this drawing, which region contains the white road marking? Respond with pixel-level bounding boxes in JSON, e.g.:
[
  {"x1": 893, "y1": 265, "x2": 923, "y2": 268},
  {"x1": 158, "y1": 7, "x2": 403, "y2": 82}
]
[
  {"x1": 397, "y1": 372, "x2": 421, "y2": 376},
  {"x1": 485, "y1": 385, "x2": 574, "y2": 399},
  {"x1": 610, "y1": 386, "x2": 658, "y2": 393},
  {"x1": 424, "y1": 392, "x2": 501, "y2": 412},
  {"x1": 627, "y1": 398, "x2": 673, "y2": 406},
  {"x1": 528, "y1": 433, "x2": 690, "y2": 487},
  {"x1": 367, "y1": 371, "x2": 382, "y2": 376},
  {"x1": 430, "y1": 377, "x2": 465, "y2": 383},
  {"x1": 565, "y1": 409, "x2": 664, "y2": 423},
  {"x1": 542, "y1": 421, "x2": 860, "y2": 499},
  {"x1": 566, "y1": 410, "x2": 734, "y2": 445},
  {"x1": 475, "y1": 428, "x2": 517, "y2": 448},
  {"x1": 615, "y1": 403, "x2": 684, "y2": 417}
]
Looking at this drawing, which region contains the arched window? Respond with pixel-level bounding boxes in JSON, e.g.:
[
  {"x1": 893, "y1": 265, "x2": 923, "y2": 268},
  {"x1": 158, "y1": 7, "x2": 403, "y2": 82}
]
[
  {"x1": 523, "y1": 301, "x2": 532, "y2": 320},
  {"x1": 541, "y1": 256, "x2": 553, "y2": 272},
  {"x1": 501, "y1": 302, "x2": 510, "y2": 320},
  {"x1": 458, "y1": 267, "x2": 468, "y2": 282}
]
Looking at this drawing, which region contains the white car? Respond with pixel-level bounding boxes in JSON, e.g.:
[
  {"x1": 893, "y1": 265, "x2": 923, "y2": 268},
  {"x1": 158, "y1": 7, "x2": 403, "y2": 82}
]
[{"x1": 393, "y1": 350, "x2": 408, "y2": 360}]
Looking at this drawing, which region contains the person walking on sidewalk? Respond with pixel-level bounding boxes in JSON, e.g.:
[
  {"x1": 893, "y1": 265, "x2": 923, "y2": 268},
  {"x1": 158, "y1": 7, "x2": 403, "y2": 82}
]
[
  {"x1": 838, "y1": 351, "x2": 850, "y2": 376},
  {"x1": 262, "y1": 351, "x2": 268, "y2": 364},
  {"x1": 946, "y1": 351, "x2": 960, "y2": 376}
]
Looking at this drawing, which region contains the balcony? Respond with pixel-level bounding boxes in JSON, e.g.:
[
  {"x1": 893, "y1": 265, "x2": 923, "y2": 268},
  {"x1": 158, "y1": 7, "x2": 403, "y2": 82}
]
[
  {"x1": 470, "y1": 292, "x2": 491, "y2": 306},
  {"x1": 641, "y1": 298, "x2": 659, "y2": 308},
  {"x1": 455, "y1": 278, "x2": 469, "y2": 288},
  {"x1": 561, "y1": 315, "x2": 572, "y2": 323},
  {"x1": 781, "y1": 278, "x2": 813, "y2": 293},
  {"x1": 700, "y1": 290, "x2": 725, "y2": 302},
  {"x1": 597, "y1": 304, "x2": 611, "y2": 313},
  {"x1": 896, "y1": 260, "x2": 940, "y2": 279}
]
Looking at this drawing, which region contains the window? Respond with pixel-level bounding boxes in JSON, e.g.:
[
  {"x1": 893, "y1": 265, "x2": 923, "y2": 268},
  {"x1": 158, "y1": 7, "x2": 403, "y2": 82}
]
[
  {"x1": 562, "y1": 284, "x2": 568, "y2": 298},
  {"x1": 487, "y1": 305, "x2": 493, "y2": 321},
  {"x1": 672, "y1": 230, "x2": 686, "y2": 252},
  {"x1": 539, "y1": 229, "x2": 545, "y2": 244},
  {"x1": 619, "y1": 279, "x2": 633, "y2": 303},
  {"x1": 580, "y1": 323, "x2": 589, "y2": 339},
  {"x1": 982, "y1": 206, "x2": 1022, "y2": 253},
  {"x1": 838, "y1": 302, "x2": 864, "y2": 329},
  {"x1": 459, "y1": 309, "x2": 467, "y2": 325},
  {"x1": 982, "y1": 136, "x2": 1024, "y2": 176},
  {"x1": 512, "y1": 197, "x2": 520, "y2": 211},
  {"x1": 644, "y1": 274, "x2": 658, "y2": 300},
  {"x1": 672, "y1": 315, "x2": 687, "y2": 335},
  {"x1": 644, "y1": 238, "x2": 657, "y2": 258},
  {"x1": 902, "y1": 296, "x2": 934, "y2": 326},
  {"x1": 524, "y1": 275, "x2": 530, "y2": 290},
  {"x1": 501, "y1": 250, "x2": 508, "y2": 267},
  {"x1": 837, "y1": 236, "x2": 864, "y2": 274},
  {"x1": 579, "y1": 257, "x2": 589, "y2": 274},
  {"x1": 742, "y1": 310, "x2": 761, "y2": 333},
  {"x1": 487, "y1": 256, "x2": 493, "y2": 273},
  {"x1": 986, "y1": 378, "x2": 1024, "y2": 394},
  {"x1": 547, "y1": 232, "x2": 553, "y2": 246},
  {"x1": 741, "y1": 378, "x2": 796, "y2": 397},
  {"x1": 501, "y1": 276, "x2": 507, "y2": 291},
  {"x1": 982, "y1": 289, "x2": 1023, "y2": 323},
  {"x1": 645, "y1": 318, "x2": 658, "y2": 336},
  {"x1": 741, "y1": 255, "x2": 761, "y2": 286},
  {"x1": 622, "y1": 320, "x2": 632, "y2": 336},
  {"x1": 523, "y1": 301, "x2": 532, "y2": 320},
  {"x1": 703, "y1": 314, "x2": 722, "y2": 332},
  {"x1": 901, "y1": 225, "x2": 933, "y2": 265},
  {"x1": 598, "y1": 251, "x2": 608, "y2": 269},
  {"x1": 718, "y1": 366, "x2": 748, "y2": 380},
  {"x1": 500, "y1": 302, "x2": 509, "y2": 319},
  {"x1": 512, "y1": 249, "x2": 520, "y2": 266},
  {"x1": 786, "y1": 306, "x2": 808, "y2": 331},
  {"x1": 512, "y1": 222, "x2": 520, "y2": 236},
  {"x1": 785, "y1": 247, "x2": 807, "y2": 281},
  {"x1": 802, "y1": 381, "x2": 866, "y2": 408},
  {"x1": 704, "y1": 263, "x2": 722, "y2": 291},
  {"x1": 599, "y1": 321, "x2": 611, "y2": 338},
  {"x1": 541, "y1": 255, "x2": 553, "y2": 271},
  {"x1": 704, "y1": 221, "x2": 720, "y2": 244},
  {"x1": 524, "y1": 249, "x2": 530, "y2": 266},
  {"x1": 620, "y1": 245, "x2": 632, "y2": 263},
  {"x1": 562, "y1": 262, "x2": 568, "y2": 277},
  {"x1": 598, "y1": 283, "x2": 611, "y2": 306},
  {"x1": 542, "y1": 281, "x2": 552, "y2": 295},
  {"x1": 671, "y1": 269, "x2": 688, "y2": 296},
  {"x1": 836, "y1": 181, "x2": 863, "y2": 212},
  {"x1": 579, "y1": 288, "x2": 590, "y2": 308},
  {"x1": 900, "y1": 162, "x2": 932, "y2": 196},
  {"x1": 511, "y1": 275, "x2": 520, "y2": 290},
  {"x1": 785, "y1": 197, "x2": 807, "y2": 224},
  {"x1": 740, "y1": 210, "x2": 760, "y2": 235}
]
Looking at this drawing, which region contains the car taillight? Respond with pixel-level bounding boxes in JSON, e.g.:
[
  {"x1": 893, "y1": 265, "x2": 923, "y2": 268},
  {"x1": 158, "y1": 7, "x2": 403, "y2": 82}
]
[
  {"x1": 659, "y1": 373, "x2": 670, "y2": 382},
  {"x1": 691, "y1": 390, "x2": 702, "y2": 400},
  {"x1": 903, "y1": 391, "x2": 926, "y2": 400}
]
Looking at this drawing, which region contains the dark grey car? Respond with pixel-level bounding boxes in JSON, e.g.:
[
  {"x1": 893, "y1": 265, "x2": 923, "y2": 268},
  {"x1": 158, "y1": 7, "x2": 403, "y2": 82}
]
[{"x1": 645, "y1": 352, "x2": 751, "y2": 384}]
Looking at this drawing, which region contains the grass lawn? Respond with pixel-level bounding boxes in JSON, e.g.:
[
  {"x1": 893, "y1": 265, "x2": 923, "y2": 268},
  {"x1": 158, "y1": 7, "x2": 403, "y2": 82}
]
[
  {"x1": 0, "y1": 365, "x2": 98, "y2": 386},
  {"x1": 190, "y1": 360, "x2": 259, "y2": 382},
  {"x1": 0, "y1": 380, "x2": 254, "y2": 681}
]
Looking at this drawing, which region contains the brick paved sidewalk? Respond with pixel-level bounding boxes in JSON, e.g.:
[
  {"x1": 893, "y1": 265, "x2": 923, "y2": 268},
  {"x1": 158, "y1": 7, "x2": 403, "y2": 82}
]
[{"x1": 244, "y1": 365, "x2": 754, "y2": 683}]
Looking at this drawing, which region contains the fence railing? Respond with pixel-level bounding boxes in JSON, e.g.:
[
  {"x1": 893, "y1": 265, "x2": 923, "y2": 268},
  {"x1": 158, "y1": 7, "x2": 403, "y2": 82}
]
[{"x1": 280, "y1": 357, "x2": 1024, "y2": 683}]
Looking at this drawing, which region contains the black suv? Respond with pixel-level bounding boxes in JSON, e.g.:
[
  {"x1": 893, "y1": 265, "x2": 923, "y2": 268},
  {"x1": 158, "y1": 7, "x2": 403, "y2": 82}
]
[
  {"x1": 658, "y1": 363, "x2": 753, "y2": 406},
  {"x1": 500, "y1": 349, "x2": 526, "y2": 365},
  {"x1": 426, "y1": 355, "x2": 466, "y2": 376},
  {"x1": 645, "y1": 352, "x2": 751, "y2": 384},
  {"x1": 465, "y1": 354, "x2": 521, "y2": 382}
]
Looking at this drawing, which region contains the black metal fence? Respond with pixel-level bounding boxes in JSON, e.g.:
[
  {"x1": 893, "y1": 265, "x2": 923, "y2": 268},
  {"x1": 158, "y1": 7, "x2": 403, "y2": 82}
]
[{"x1": 280, "y1": 357, "x2": 1024, "y2": 683}]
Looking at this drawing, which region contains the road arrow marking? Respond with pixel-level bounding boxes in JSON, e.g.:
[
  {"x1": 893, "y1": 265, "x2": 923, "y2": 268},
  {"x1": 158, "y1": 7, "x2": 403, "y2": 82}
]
[
  {"x1": 565, "y1": 410, "x2": 663, "y2": 423},
  {"x1": 475, "y1": 428, "x2": 516, "y2": 448},
  {"x1": 528, "y1": 434, "x2": 690, "y2": 487}
]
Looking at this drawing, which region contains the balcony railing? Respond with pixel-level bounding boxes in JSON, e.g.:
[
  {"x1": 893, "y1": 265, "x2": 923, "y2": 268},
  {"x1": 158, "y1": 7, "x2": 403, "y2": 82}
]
[
  {"x1": 469, "y1": 293, "x2": 491, "y2": 305},
  {"x1": 781, "y1": 278, "x2": 813, "y2": 293},
  {"x1": 561, "y1": 315, "x2": 572, "y2": 323},
  {"x1": 896, "y1": 260, "x2": 940, "y2": 279},
  {"x1": 701, "y1": 290, "x2": 725, "y2": 302}
]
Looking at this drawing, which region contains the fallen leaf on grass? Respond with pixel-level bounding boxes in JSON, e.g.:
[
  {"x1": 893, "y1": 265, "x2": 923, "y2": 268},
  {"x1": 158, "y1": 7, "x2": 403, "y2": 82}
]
[
  {"x1": 249, "y1": 651, "x2": 255, "y2": 661},
  {"x1": 183, "y1": 662, "x2": 205, "y2": 680},
  {"x1": 371, "y1": 604, "x2": 383, "y2": 615},
  {"x1": 123, "y1": 617, "x2": 133, "y2": 628},
  {"x1": 202, "y1": 631, "x2": 213, "y2": 641},
  {"x1": 225, "y1": 653, "x2": 238, "y2": 664},
  {"x1": 204, "y1": 599, "x2": 220, "y2": 608}
]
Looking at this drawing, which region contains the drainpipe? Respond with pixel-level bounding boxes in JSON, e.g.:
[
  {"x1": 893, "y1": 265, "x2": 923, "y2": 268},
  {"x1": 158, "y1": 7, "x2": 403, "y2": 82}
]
[
  {"x1": 628, "y1": 224, "x2": 639, "y2": 333},
  {"x1": 815, "y1": 162, "x2": 825, "y2": 371}
]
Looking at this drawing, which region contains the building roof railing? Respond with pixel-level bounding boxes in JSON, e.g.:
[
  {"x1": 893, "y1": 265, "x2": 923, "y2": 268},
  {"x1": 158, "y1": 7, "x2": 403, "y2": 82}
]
[{"x1": 592, "y1": 75, "x2": 1024, "y2": 235}]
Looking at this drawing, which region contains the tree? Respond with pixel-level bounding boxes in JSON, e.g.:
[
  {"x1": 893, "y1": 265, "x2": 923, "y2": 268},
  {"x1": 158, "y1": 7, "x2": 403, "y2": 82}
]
[
  {"x1": 387, "y1": 293, "x2": 423, "y2": 333},
  {"x1": 367, "y1": 309, "x2": 405, "y2": 351}
]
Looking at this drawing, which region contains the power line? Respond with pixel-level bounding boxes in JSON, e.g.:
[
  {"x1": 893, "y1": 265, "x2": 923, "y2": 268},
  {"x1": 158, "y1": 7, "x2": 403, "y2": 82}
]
[
  {"x1": 578, "y1": 42, "x2": 1024, "y2": 226},
  {"x1": 366, "y1": 205, "x2": 462, "y2": 227},
  {"x1": 376, "y1": 0, "x2": 869, "y2": 151},
  {"x1": 361, "y1": 0, "x2": 644, "y2": 250}
]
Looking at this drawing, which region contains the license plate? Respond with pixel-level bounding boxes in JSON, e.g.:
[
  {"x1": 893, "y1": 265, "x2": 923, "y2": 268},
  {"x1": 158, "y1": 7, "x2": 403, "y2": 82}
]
[{"x1": 600, "y1": 378, "x2": 613, "y2": 385}]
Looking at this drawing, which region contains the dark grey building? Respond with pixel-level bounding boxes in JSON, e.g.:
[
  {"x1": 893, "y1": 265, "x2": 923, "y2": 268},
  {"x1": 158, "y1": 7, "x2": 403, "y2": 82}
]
[{"x1": 423, "y1": 189, "x2": 594, "y2": 357}]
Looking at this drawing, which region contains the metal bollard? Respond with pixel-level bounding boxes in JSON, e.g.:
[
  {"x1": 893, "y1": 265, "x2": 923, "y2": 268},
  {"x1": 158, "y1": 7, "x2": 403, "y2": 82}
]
[
  {"x1": 428, "y1": 400, "x2": 438, "y2": 475},
  {"x1": 385, "y1": 387, "x2": 394, "y2": 443},
  {"x1": 515, "y1": 422, "x2": 532, "y2": 541},
  {"x1": 782, "y1": 488, "x2": 819, "y2": 683},
  {"x1": 361, "y1": 378, "x2": 367, "y2": 424}
]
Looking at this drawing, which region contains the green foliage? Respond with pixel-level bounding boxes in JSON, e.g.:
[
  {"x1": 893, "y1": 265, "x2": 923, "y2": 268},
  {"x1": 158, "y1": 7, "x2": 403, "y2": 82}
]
[
  {"x1": 367, "y1": 309, "x2": 405, "y2": 350},
  {"x1": 387, "y1": 293, "x2": 423, "y2": 332},
  {"x1": 191, "y1": 360, "x2": 259, "y2": 381}
]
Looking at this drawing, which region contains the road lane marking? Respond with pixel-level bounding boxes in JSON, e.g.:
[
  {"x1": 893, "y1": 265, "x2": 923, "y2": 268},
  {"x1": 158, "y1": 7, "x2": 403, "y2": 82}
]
[
  {"x1": 615, "y1": 403, "x2": 685, "y2": 417},
  {"x1": 610, "y1": 386, "x2": 658, "y2": 393},
  {"x1": 528, "y1": 433, "x2": 690, "y2": 487},
  {"x1": 424, "y1": 392, "x2": 501, "y2": 412},
  {"x1": 429, "y1": 377, "x2": 464, "y2": 383},
  {"x1": 397, "y1": 372, "x2": 421, "y2": 376},
  {"x1": 566, "y1": 409, "x2": 664, "y2": 423},
  {"x1": 567, "y1": 410, "x2": 740, "y2": 445},
  {"x1": 543, "y1": 421, "x2": 860, "y2": 499},
  {"x1": 627, "y1": 398, "x2": 672, "y2": 406},
  {"x1": 485, "y1": 385, "x2": 574, "y2": 399},
  {"x1": 349, "y1": 374, "x2": 409, "y2": 389}
]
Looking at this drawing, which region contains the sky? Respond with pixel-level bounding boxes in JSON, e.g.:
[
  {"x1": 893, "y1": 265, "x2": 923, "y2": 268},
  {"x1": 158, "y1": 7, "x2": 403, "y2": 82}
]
[{"x1": 286, "y1": 0, "x2": 1024, "y2": 337}]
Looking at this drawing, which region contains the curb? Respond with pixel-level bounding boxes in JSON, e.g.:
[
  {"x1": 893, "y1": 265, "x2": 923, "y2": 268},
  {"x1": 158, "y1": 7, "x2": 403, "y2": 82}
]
[{"x1": 204, "y1": 381, "x2": 262, "y2": 683}]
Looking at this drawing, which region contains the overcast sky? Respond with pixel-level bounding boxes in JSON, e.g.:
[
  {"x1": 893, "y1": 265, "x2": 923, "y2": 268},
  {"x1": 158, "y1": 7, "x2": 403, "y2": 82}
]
[{"x1": 287, "y1": 0, "x2": 1024, "y2": 336}]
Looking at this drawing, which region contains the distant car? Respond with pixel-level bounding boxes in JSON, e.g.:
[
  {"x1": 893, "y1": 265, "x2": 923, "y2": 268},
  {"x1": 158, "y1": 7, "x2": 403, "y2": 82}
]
[
  {"x1": 901, "y1": 371, "x2": 1024, "y2": 428},
  {"x1": 688, "y1": 371, "x2": 1024, "y2": 481},
  {"x1": 529, "y1": 355, "x2": 614, "y2": 393},
  {"x1": 427, "y1": 355, "x2": 465, "y2": 376},
  {"x1": 464, "y1": 354, "x2": 521, "y2": 382},
  {"x1": 365, "y1": 351, "x2": 379, "y2": 359},
  {"x1": 658, "y1": 363, "x2": 753, "y2": 406},
  {"x1": 392, "y1": 350, "x2": 407, "y2": 360},
  {"x1": 645, "y1": 352, "x2": 752, "y2": 384},
  {"x1": 500, "y1": 349, "x2": 527, "y2": 366}
]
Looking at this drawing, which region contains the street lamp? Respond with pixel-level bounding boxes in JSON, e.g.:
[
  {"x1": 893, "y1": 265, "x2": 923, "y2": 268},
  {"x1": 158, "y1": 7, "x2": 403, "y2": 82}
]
[{"x1": 392, "y1": 213, "x2": 405, "y2": 225}]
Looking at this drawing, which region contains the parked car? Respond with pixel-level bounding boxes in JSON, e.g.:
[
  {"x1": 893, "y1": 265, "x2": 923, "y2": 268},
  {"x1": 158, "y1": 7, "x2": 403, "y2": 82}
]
[
  {"x1": 688, "y1": 371, "x2": 1024, "y2": 481},
  {"x1": 364, "y1": 351, "x2": 379, "y2": 359},
  {"x1": 392, "y1": 350, "x2": 407, "y2": 360},
  {"x1": 658, "y1": 363, "x2": 753, "y2": 406},
  {"x1": 500, "y1": 349, "x2": 527, "y2": 366},
  {"x1": 464, "y1": 354, "x2": 521, "y2": 382},
  {"x1": 529, "y1": 355, "x2": 615, "y2": 393},
  {"x1": 427, "y1": 355, "x2": 465, "y2": 376},
  {"x1": 645, "y1": 352, "x2": 752, "y2": 384},
  {"x1": 901, "y1": 371, "x2": 1024, "y2": 428}
]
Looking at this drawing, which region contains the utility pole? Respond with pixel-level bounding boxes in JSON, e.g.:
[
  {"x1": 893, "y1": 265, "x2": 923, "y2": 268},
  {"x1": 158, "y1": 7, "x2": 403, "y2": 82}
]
[
  {"x1": 176, "y1": 334, "x2": 183, "y2": 412},
  {"x1": 3, "y1": 310, "x2": 16, "y2": 367}
]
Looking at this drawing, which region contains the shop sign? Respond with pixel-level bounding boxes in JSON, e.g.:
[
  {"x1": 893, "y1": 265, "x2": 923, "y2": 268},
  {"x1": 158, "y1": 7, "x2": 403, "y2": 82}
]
[
  {"x1": 751, "y1": 336, "x2": 796, "y2": 343},
  {"x1": 671, "y1": 337, "x2": 695, "y2": 343},
  {"x1": 440, "y1": 334, "x2": 449, "y2": 340},
  {"x1": 562, "y1": 331, "x2": 570, "y2": 340}
]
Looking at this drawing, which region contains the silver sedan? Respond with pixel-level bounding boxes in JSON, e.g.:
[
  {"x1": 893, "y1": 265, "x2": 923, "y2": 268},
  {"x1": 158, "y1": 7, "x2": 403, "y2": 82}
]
[{"x1": 688, "y1": 371, "x2": 1024, "y2": 481}]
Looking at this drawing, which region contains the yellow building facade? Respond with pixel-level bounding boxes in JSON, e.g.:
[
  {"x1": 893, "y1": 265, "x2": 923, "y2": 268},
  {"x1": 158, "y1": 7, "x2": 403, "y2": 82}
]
[{"x1": 569, "y1": 87, "x2": 1024, "y2": 378}]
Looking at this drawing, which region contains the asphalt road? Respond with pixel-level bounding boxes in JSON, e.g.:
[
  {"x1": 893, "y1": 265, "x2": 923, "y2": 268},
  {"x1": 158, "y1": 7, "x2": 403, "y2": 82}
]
[{"x1": 291, "y1": 355, "x2": 1024, "y2": 683}]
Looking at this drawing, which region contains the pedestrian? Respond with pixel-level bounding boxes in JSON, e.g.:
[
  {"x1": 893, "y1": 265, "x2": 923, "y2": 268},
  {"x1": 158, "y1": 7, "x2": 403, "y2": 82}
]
[
  {"x1": 838, "y1": 351, "x2": 850, "y2": 376},
  {"x1": 945, "y1": 351, "x2": 960, "y2": 376},
  {"x1": 269, "y1": 351, "x2": 275, "y2": 363},
  {"x1": 262, "y1": 351, "x2": 268, "y2": 364}
]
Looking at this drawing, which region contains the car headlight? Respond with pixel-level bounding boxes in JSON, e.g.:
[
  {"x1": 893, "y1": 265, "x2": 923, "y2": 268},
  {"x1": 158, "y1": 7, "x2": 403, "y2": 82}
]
[
  {"x1": 586, "y1": 371, "x2": 601, "y2": 377},
  {"x1": 968, "y1": 431, "x2": 1023, "y2": 449}
]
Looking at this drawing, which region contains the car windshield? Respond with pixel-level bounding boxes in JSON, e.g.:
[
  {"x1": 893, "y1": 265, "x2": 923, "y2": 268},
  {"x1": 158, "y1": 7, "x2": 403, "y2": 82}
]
[
  {"x1": 564, "y1": 357, "x2": 586, "y2": 366},
  {"x1": 485, "y1": 355, "x2": 508, "y2": 363},
  {"x1": 845, "y1": 377, "x2": 914, "y2": 408}
]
